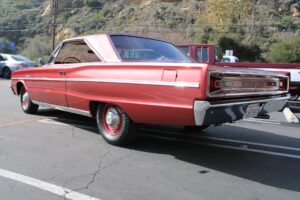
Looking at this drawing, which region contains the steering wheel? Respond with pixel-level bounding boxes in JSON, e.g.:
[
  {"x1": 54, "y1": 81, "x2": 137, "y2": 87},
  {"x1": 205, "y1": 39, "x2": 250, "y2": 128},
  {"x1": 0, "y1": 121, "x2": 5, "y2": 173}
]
[{"x1": 62, "y1": 57, "x2": 81, "y2": 64}]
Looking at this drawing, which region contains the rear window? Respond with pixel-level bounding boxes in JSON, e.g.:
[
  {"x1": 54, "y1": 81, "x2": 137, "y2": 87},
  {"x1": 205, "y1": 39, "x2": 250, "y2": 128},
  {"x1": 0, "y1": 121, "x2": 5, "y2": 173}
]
[{"x1": 110, "y1": 35, "x2": 193, "y2": 63}]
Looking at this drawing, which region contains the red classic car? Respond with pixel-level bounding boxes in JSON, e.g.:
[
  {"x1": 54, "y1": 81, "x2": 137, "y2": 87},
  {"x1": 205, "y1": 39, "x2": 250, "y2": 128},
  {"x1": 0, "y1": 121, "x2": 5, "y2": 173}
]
[{"x1": 11, "y1": 34, "x2": 289, "y2": 145}]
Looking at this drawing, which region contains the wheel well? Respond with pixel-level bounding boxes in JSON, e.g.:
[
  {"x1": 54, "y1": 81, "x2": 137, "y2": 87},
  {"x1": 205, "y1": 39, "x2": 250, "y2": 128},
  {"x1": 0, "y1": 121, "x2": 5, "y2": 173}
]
[
  {"x1": 2, "y1": 66, "x2": 9, "y2": 73},
  {"x1": 89, "y1": 101, "x2": 129, "y2": 119},
  {"x1": 89, "y1": 101, "x2": 105, "y2": 118},
  {"x1": 16, "y1": 82, "x2": 24, "y2": 95}
]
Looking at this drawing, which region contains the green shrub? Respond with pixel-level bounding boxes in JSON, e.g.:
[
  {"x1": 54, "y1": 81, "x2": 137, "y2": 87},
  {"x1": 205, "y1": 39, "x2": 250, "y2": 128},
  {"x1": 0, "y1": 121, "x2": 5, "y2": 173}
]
[
  {"x1": 267, "y1": 37, "x2": 300, "y2": 63},
  {"x1": 218, "y1": 36, "x2": 262, "y2": 62},
  {"x1": 84, "y1": 0, "x2": 102, "y2": 8}
]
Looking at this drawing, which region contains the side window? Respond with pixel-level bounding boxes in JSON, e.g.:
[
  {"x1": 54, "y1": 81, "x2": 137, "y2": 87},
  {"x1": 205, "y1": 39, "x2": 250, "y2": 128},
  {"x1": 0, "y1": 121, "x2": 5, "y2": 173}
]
[
  {"x1": 0, "y1": 55, "x2": 7, "y2": 61},
  {"x1": 202, "y1": 47, "x2": 209, "y2": 63},
  {"x1": 196, "y1": 48, "x2": 202, "y2": 62},
  {"x1": 178, "y1": 47, "x2": 190, "y2": 57},
  {"x1": 55, "y1": 41, "x2": 101, "y2": 64},
  {"x1": 197, "y1": 47, "x2": 209, "y2": 63}
]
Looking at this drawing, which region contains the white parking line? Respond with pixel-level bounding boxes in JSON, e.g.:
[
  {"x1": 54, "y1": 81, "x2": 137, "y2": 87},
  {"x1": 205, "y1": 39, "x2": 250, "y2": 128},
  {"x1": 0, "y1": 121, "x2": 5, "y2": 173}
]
[
  {"x1": 0, "y1": 168, "x2": 101, "y2": 200},
  {"x1": 242, "y1": 118, "x2": 281, "y2": 125},
  {"x1": 283, "y1": 107, "x2": 300, "y2": 124}
]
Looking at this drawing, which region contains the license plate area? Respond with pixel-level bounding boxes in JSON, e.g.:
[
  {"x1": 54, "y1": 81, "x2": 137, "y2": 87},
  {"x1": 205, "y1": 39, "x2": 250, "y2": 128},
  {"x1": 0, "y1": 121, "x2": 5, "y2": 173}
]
[{"x1": 243, "y1": 104, "x2": 262, "y2": 119}]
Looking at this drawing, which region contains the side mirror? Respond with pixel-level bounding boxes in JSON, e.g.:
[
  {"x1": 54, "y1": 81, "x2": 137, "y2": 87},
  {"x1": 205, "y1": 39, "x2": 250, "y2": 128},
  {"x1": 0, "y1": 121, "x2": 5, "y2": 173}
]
[{"x1": 39, "y1": 58, "x2": 47, "y2": 66}]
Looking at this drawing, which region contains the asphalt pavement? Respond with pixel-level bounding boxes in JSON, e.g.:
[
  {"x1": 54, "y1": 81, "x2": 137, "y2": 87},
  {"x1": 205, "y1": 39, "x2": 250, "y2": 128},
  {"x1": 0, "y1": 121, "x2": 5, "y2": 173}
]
[{"x1": 0, "y1": 78, "x2": 300, "y2": 200}]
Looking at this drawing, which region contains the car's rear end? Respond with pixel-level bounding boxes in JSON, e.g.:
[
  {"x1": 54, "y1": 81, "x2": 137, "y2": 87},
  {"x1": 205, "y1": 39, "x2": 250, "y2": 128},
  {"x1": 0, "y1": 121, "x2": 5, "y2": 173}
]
[{"x1": 194, "y1": 67, "x2": 290, "y2": 126}]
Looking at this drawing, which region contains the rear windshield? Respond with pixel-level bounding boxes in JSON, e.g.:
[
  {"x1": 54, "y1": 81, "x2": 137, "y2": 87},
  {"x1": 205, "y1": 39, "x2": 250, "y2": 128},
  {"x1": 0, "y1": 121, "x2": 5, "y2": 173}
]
[{"x1": 110, "y1": 35, "x2": 193, "y2": 63}]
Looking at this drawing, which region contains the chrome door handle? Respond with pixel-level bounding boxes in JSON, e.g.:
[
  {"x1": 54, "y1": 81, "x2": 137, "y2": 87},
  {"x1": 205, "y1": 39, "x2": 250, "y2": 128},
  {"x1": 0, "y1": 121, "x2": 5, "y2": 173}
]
[{"x1": 59, "y1": 71, "x2": 66, "y2": 76}]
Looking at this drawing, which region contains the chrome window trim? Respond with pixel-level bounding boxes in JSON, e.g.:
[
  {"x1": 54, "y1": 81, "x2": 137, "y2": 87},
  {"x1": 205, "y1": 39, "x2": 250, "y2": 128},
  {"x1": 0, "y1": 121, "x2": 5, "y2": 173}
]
[
  {"x1": 11, "y1": 77, "x2": 200, "y2": 88},
  {"x1": 50, "y1": 39, "x2": 104, "y2": 65}
]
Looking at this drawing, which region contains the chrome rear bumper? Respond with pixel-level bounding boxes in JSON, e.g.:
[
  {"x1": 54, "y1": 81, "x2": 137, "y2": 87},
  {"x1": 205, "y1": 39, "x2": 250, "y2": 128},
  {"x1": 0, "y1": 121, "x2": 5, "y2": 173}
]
[{"x1": 194, "y1": 95, "x2": 290, "y2": 126}]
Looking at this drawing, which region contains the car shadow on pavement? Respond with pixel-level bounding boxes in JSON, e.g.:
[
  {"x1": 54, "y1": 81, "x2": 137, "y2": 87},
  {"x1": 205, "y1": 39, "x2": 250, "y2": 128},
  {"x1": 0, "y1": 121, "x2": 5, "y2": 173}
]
[{"x1": 37, "y1": 109, "x2": 300, "y2": 193}]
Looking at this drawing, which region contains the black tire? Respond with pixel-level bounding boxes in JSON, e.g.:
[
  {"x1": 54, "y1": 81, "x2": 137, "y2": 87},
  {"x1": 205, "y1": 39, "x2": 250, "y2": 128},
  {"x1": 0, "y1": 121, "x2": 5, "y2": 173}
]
[
  {"x1": 2, "y1": 67, "x2": 11, "y2": 79},
  {"x1": 20, "y1": 87, "x2": 39, "y2": 114},
  {"x1": 184, "y1": 125, "x2": 209, "y2": 133},
  {"x1": 96, "y1": 104, "x2": 137, "y2": 146}
]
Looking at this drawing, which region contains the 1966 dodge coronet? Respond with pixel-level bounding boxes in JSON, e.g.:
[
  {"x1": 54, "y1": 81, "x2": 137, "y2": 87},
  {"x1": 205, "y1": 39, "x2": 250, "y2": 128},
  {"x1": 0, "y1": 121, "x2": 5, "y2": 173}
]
[{"x1": 11, "y1": 34, "x2": 289, "y2": 145}]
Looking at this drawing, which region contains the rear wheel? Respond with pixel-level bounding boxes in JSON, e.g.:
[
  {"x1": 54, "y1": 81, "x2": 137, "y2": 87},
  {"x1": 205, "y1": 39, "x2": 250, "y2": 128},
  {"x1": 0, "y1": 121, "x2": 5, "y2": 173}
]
[
  {"x1": 2, "y1": 67, "x2": 11, "y2": 79},
  {"x1": 20, "y1": 87, "x2": 39, "y2": 114},
  {"x1": 96, "y1": 104, "x2": 137, "y2": 146}
]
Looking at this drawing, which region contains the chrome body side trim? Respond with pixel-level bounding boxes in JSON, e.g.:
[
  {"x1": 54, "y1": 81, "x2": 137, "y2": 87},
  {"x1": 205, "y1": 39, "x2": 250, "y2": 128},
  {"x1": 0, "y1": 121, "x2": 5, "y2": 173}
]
[
  {"x1": 194, "y1": 95, "x2": 290, "y2": 126},
  {"x1": 32, "y1": 101, "x2": 92, "y2": 117},
  {"x1": 11, "y1": 77, "x2": 200, "y2": 88}
]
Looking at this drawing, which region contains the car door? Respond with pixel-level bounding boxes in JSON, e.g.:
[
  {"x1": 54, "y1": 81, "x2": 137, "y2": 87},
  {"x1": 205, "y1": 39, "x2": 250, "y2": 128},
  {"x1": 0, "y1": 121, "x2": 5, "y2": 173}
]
[{"x1": 29, "y1": 43, "x2": 70, "y2": 107}]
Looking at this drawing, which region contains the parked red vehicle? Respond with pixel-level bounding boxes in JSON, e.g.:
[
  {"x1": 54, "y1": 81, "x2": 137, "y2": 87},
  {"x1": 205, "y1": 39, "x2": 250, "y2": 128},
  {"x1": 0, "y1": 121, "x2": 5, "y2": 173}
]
[
  {"x1": 177, "y1": 44, "x2": 300, "y2": 110},
  {"x1": 11, "y1": 34, "x2": 289, "y2": 145}
]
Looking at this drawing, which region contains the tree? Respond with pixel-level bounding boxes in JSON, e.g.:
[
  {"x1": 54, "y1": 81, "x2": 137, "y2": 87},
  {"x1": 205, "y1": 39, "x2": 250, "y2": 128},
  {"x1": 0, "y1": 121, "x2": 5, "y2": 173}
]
[
  {"x1": 202, "y1": 0, "x2": 253, "y2": 32},
  {"x1": 20, "y1": 35, "x2": 52, "y2": 60},
  {"x1": 218, "y1": 36, "x2": 261, "y2": 62},
  {"x1": 267, "y1": 37, "x2": 300, "y2": 63}
]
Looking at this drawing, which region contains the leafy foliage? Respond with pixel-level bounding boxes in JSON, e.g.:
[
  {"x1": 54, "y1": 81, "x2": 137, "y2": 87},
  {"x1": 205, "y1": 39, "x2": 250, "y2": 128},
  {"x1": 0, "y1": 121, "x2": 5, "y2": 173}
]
[
  {"x1": 218, "y1": 36, "x2": 262, "y2": 62},
  {"x1": 267, "y1": 37, "x2": 300, "y2": 63},
  {"x1": 202, "y1": 0, "x2": 253, "y2": 32}
]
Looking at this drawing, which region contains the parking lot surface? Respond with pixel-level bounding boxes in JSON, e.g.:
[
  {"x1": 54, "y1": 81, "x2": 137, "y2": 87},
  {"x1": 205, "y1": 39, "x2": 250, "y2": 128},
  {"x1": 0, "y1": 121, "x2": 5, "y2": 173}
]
[{"x1": 0, "y1": 79, "x2": 300, "y2": 200}]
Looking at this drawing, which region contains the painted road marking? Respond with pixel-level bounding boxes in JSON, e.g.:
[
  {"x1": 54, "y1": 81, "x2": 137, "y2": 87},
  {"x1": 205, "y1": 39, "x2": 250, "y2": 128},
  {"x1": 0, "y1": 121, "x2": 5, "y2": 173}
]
[
  {"x1": 242, "y1": 118, "x2": 281, "y2": 125},
  {"x1": 0, "y1": 117, "x2": 48, "y2": 128},
  {"x1": 283, "y1": 107, "x2": 300, "y2": 124},
  {"x1": 0, "y1": 168, "x2": 101, "y2": 200}
]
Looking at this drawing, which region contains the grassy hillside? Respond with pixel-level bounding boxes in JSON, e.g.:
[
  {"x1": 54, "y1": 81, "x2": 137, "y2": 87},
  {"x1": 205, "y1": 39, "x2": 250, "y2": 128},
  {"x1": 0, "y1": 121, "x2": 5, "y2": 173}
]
[{"x1": 0, "y1": 0, "x2": 299, "y2": 62}]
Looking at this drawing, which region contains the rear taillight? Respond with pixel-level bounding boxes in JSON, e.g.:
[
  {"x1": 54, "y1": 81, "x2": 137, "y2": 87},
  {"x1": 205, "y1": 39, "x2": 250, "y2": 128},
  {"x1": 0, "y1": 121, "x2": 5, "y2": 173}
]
[
  {"x1": 208, "y1": 71, "x2": 288, "y2": 98},
  {"x1": 209, "y1": 75, "x2": 222, "y2": 94},
  {"x1": 279, "y1": 78, "x2": 288, "y2": 91}
]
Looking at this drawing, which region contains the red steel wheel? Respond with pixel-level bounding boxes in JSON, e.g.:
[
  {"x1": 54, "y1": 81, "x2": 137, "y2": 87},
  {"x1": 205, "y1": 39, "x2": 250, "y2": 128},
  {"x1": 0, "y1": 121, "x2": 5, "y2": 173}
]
[
  {"x1": 96, "y1": 104, "x2": 137, "y2": 146},
  {"x1": 102, "y1": 104, "x2": 123, "y2": 136}
]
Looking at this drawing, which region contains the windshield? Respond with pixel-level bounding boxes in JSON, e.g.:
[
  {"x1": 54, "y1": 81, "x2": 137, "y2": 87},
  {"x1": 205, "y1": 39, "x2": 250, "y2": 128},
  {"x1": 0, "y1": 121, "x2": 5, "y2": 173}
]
[{"x1": 110, "y1": 35, "x2": 193, "y2": 63}]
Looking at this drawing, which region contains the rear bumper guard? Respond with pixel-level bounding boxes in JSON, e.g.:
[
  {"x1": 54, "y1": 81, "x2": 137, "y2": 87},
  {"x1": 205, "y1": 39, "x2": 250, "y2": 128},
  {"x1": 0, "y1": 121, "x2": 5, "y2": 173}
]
[{"x1": 194, "y1": 95, "x2": 290, "y2": 126}]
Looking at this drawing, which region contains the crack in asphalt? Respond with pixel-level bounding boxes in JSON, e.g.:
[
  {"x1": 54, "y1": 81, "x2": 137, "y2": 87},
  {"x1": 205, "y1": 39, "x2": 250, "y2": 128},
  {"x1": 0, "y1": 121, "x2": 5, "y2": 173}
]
[{"x1": 63, "y1": 149, "x2": 112, "y2": 195}]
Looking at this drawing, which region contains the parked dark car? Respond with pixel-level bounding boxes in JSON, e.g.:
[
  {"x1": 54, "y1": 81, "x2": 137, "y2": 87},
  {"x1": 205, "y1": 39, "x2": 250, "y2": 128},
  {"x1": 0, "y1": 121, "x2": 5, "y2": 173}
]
[{"x1": 0, "y1": 54, "x2": 37, "y2": 79}]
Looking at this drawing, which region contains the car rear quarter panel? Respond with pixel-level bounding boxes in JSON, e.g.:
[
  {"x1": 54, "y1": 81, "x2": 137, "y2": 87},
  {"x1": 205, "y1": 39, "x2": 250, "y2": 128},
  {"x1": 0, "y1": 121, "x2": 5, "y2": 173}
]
[{"x1": 66, "y1": 63, "x2": 208, "y2": 125}]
